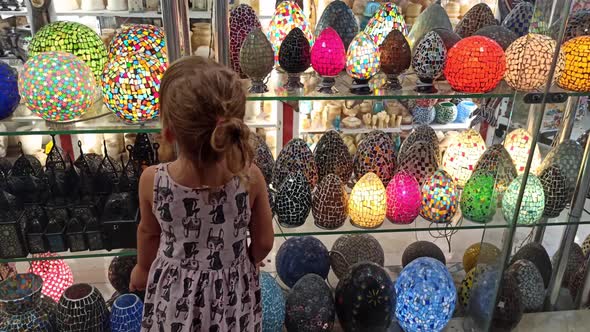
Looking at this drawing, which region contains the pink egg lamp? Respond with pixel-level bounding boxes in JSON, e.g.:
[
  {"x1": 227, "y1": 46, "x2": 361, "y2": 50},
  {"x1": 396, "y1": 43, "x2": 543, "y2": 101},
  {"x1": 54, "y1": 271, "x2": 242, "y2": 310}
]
[
  {"x1": 386, "y1": 170, "x2": 422, "y2": 224},
  {"x1": 311, "y1": 27, "x2": 346, "y2": 94}
]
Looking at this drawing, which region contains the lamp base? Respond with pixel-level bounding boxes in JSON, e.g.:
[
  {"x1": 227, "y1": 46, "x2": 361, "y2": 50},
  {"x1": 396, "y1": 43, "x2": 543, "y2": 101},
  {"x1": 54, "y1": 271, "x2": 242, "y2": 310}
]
[
  {"x1": 284, "y1": 73, "x2": 304, "y2": 91},
  {"x1": 317, "y1": 77, "x2": 338, "y2": 94},
  {"x1": 350, "y1": 79, "x2": 372, "y2": 95},
  {"x1": 248, "y1": 79, "x2": 268, "y2": 94},
  {"x1": 382, "y1": 74, "x2": 402, "y2": 91},
  {"x1": 415, "y1": 78, "x2": 438, "y2": 94}
]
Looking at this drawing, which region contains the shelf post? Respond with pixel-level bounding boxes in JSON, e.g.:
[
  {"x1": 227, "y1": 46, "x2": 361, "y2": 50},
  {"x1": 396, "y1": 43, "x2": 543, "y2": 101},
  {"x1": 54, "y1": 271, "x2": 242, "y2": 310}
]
[
  {"x1": 161, "y1": 0, "x2": 191, "y2": 63},
  {"x1": 26, "y1": 0, "x2": 56, "y2": 34},
  {"x1": 553, "y1": 96, "x2": 579, "y2": 146},
  {"x1": 213, "y1": 0, "x2": 230, "y2": 66}
]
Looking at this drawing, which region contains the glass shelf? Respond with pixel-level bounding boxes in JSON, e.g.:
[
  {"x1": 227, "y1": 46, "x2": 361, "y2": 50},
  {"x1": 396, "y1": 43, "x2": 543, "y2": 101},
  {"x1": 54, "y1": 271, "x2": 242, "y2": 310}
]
[
  {"x1": 0, "y1": 249, "x2": 137, "y2": 263},
  {"x1": 54, "y1": 9, "x2": 210, "y2": 19},
  {"x1": 299, "y1": 121, "x2": 472, "y2": 135}
]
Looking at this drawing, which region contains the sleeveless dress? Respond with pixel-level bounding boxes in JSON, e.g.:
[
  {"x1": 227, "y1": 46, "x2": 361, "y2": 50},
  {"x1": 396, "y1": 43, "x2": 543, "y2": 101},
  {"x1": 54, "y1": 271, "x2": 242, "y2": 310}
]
[{"x1": 141, "y1": 164, "x2": 262, "y2": 332}]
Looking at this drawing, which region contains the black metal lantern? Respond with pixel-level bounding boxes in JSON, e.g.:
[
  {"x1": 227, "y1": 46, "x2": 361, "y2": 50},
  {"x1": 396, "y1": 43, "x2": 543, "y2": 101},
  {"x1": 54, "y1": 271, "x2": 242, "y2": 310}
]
[
  {"x1": 279, "y1": 27, "x2": 311, "y2": 90},
  {"x1": 94, "y1": 141, "x2": 123, "y2": 194},
  {"x1": 128, "y1": 133, "x2": 159, "y2": 175}
]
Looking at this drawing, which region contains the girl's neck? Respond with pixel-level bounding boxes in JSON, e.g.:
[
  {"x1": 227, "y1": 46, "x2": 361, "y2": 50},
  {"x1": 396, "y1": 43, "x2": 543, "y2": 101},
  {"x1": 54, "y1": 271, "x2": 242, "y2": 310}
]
[{"x1": 167, "y1": 156, "x2": 233, "y2": 188}]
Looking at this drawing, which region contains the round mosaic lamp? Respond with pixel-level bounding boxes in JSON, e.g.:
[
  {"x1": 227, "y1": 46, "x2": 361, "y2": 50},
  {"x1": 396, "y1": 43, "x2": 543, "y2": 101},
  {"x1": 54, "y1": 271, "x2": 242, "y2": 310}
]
[
  {"x1": 474, "y1": 25, "x2": 519, "y2": 50},
  {"x1": 463, "y1": 242, "x2": 501, "y2": 273},
  {"x1": 503, "y1": 128, "x2": 543, "y2": 175},
  {"x1": 349, "y1": 172, "x2": 387, "y2": 229},
  {"x1": 454, "y1": 3, "x2": 497, "y2": 38},
  {"x1": 364, "y1": 2, "x2": 407, "y2": 47},
  {"x1": 315, "y1": 0, "x2": 359, "y2": 50},
  {"x1": 511, "y1": 242, "x2": 552, "y2": 288},
  {"x1": 330, "y1": 234, "x2": 385, "y2": 279},
  {"x1": 29, "y1": 254, "x2": 74, "y2": 302},
  {"x1": 442, "y1": 128, "x2": 487, "y2": 187},
  {"x1": 461, "y1": 171, "x2": 497, "y2": 223},
  {"x1": 240, "y1": 28, "x2": 275, "y2": 93},
  {"x1": 279, "y1": 27, "x2": 311, "y2": 90},
  {"x1": 0, "y1": 62, "x2": 20, "y2": 119},
  {"x1": 313, "y1": 130, "x2": 353, "y2": 183},
  {"x1": 312, "y1": 174, "x2": 348, "y2": 229},
  {"x1": 56, "y1": 284, "x2": 110, "y2": 331},
  {"x1": 311, "y1": 27, "x2": 346, "y2": 94},
  {"x1": 352, "y1": 130, "x2": 396, "y2": 185},
  {"x1": 20, "y1": 52, "x2": 94, "y2": 122},
  {"x1": 411, "y1": 31, "x2": 447, "y2": 93},
  {"x1": 267, "y1": 0, "x2": 314, "y2": 64},
  {"x1": 272, "y1": 138, "x2": 318, "y2": 189},
  {"x1": 420, "y1": 170, "x2": 459, "y2": 223},
  {"x1": 261, "y1": 272, "x2": 286, "y2": 332},
  {"x1": 386, "y1": 170, "x2": 421, "y2": 224},
  {"x1": 29, "y1": 21, "x2": 108, "y2": 85},
  {"x1": 474, "y1": 144, "x2": 517, "y2": 197},
  {"x1": 557, "y1": 36, "x2": 590, "y2": 92},
  {"x1": 285, "y1": 274, "x2": 335, "y2": 332},
  {"x1": 434, "y1": 102, "x2": 458, "y2": 124},
  {"x1": 395, "y1": 257, "x2": 456, "y2": 332},
  {"x1": 102, "y1": 54, "x2": 167, "y2": 124},
  {"x1": 108, "y1": 256, "x2": 136, "y2": 295},
  {"x1": 564, "y1": 10, "x2": 590, "y2": 42},
  {"x1": 502, "y1": 174, "x2": 545, "y2": 225},
  {"x1": 504, "y1": 34, "x2": 562, "y2": 91},
  {"x1": 379, "y1": 29, "x2": 411, "y2": 90},
  {"x1": 346, "y1": 32, "x2": 380, "y2": 95},
  {"x1": 402, "y1": 241, "x2": 446, "y2": 267},
  {"x1": 443, "y1": 36, "x2": 506, "y2": 93},
  {"x1": 109, "y1": 24, "x2": 168, "y2": 65},
  {"x1": 502, "y1": 2, "x2": 534, "y2": 37},
  {"x1": 229, "y1": 4, "x2": 261, "y2": 76},
  {"x1": 110, "y1": 293, "x2": 143, "y2": 332},
  {"x1": 275, "y1": 236, "x2": 330, "y2": 288},
  {"x1": 275, "y1": 172, "x2": 312, "y2": 228}
]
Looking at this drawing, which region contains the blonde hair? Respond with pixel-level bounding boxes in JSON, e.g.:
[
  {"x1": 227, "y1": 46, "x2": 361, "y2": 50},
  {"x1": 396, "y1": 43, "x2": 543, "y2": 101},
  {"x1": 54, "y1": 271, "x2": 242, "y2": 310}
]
[{"x1": 160, "y1": 57, "x2": 253, "y2": 175}]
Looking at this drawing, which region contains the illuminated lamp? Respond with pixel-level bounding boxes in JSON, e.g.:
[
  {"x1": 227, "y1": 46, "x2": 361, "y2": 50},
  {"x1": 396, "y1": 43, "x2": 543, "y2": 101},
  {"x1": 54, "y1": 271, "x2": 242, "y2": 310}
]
[
  {"x1": 311, "y1": 27, "x2": 346, "y2": 94},
  {"x1": 0, "y1": 62, "x2": 19, "y2": 119},
  {"x1": 229, "y1": 4, "x2": 261, "y2": 76},
  {"x1": 279, "y1": 28, "x2": 311, "y2": 90},
  {"x1": 443, "y1": 36, "x2": 506, "y2": 93},
  {"x1": 29, "y1": 253, "x2": 74, "y2": 302},
  {"x1": 240, "y1": 28, "x2": 275, "y2": 93},
  {"x1": 502, "y1": 2, "x2": 534, "y2": 37},
  {"x1": 411, "y1": 31, "x2": 447, "y2": 93},
  {"x1": 315, "y1": 0, "x2": 359, "y2": 50},
  {"x1": 386, "y1": 170, "x2": 421, "y2": 224},
  {"x1": 364, "y1": 2, "x2": 407, "y2": 47},
  {"x1": 502, "y1": 174, "x2": 545, "y2": 225},
  {"x1": 349, "y1": 172, "x2": 387, "y2": 229},
  {"x1": 380, "y1": 29, "x2": 411, "y2": 90},
  {"x1": 454, "y1": 3, "x2": 497, "y2": 38},
  {"x1": 557, "y1": 36, "x2": 590, "y2": 92},
  {"x1": 473, "y1": 144, "x2": 517, "y2": 197},
  {"x1": 503, "y1": 128, "x2": 542, "y2": 175},
  {"x1": 268, "y1": 1, "x2": 314, "y2": 64},
  {"x1": 108, "y1": 24, "x2": 167, "y2": 65},
  {"x1": 275, "y1": 236, "x2": 330, "y2": 288},
  {"x1": 563, "y1": 10, "x2": 590, "y2": 42},
  {"x1": 462, "y1": 242, "x2": 501, "y2": 273},
  {"x1": 346, "y1": 32, "x2": 380, "y2": 95},
  {"x1": 441, "y1": 128, "x2": 487, "y2": 187},
  {"x1": 460, "y1": 171, "x2": 497, "y2": 223},
  {"x1": 312, "y1": 174, "x2": 348, "y2": 229},
  {"x1": 474, "y1": 25, "x2": 519, "y2": 50},
  {"x1": 420, "y1": 170, "x2": 459, "y2": 223},
  {"x1": 272, "y1": 138, "x2": 318, "y2": 189}
]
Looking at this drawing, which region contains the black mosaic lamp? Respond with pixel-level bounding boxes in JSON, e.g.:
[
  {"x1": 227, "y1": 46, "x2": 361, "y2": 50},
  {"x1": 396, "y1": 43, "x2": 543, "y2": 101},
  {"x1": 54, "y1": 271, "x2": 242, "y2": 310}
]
[
  {"x1": 402, "y1": 240, "x2": 446, "y2": 267},
  {"x1": 313, "y1": 130, "x2": 352, "y2": 183},
  {"x1": 275, "y1": 236, "x2": 330, "y2": 288},
  {"x1": 397, "y1": 140, "x2": 439, "y2": 186},
  {"x1": 108, "y1": 256, "x2": 137, "y2": 295},
  {"x1": 274, "y1": 172, "x2": 311, "y2": 228},
  {"x1": 278, "y1": 27, "x2": 311, "y2": 91},
  {"x1": 250, "y1": 134, "x2": 275, "y2": 186},
  {"x1": 285, "y1": 274, "x2": 335, "y2": 332},
  {"x1": 398, "y1": 124, "x2": 440, "y2": 163},
  {"x1": 315, "y1": 0, "x2": 358, "y2": 50},
  {"x1": 56, "y1": 284, "x2": 110, "y2": 331},
  {"x1": 330, "y1": 234, "x2": 384, "y2": 279},
  {"x1": 352, "y1": 130, "x2": 396, "y2": 185},
  {"x1": 510, "y1": 242, "x2": 552, "y2": 288},
  {"x1": 272, "y1": 138, "x2": 318, "y2": 189},
  {"x1": 411, "y1": 31, "x2": 447, "y2": 93},
  {"x1": 506, "y1": 259, "x2": 545, "y2": 312}
]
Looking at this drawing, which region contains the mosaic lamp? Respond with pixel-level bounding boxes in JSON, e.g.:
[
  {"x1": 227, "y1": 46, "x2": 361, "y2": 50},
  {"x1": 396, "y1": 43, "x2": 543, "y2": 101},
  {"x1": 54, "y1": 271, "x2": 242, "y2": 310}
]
[
  {"x1": 0, "y1": 273, "x2": 53, "y2": 331},
  {"x1": 454, "y1": 3, "x2": 497, "y2": 38},
  {"x1": 312, "y1": 174, "x2": 348, "y2": 229},
  {"x1": 0, "y1": 62, "x2": 20, "y2": 119},
  {"x1": 474, "y1": 25, "x2": 519, "y2": 50},
  {"x1": 386, "y1": 170, "x2": 421, "y2": 224},
  {"x1": 286, "y1": 274, "x2": 335, "y2": 332},
  {"x1": 442, "y1": 129, "x2": 487, "y2": 187},
  {"x1": 110, "y1": 293, "x2": 143, "y2": 332},
  {"x1": 459, "y1": 265, "x2": 493, "y2": 309},
  {"x1": 56, "y1": 284, "x2": 110, "y2": 331},
  {"x1": 272, "y1": 138, "x2": 318, "y2": 189},
  {"x1": 435, "y1": 102, "x2": 458, "y2": 124},
  {"x1": 463, "y1": 242, "x2": 501, "y2": 273},
  {"x1": 313, "y1": 130, "x2": 353, "y2": 183},
  {"x1": 28, "y1": 21, "x2": 108, "y2": 85},
  {"x1": 261, "y1": 272, "x2": 286, "y2": 332},
  {"x1": 275, "y1": 236, "x2": 330, "y2": 288},
  {"x1": 229, "y1": 4, "x2": 261, "y2": 76},
  {"x1": 108, "y1": 24, "x2": 168, "y2": 65},
  {"x1": 275, "y1": 172, "x2": 312, "y2": 228},
  {"x1": 268, "y1": 0, "x2": 314, "y2": 64},
  {"x1": 29, "y1": 253, "x2": 74, "y2": 302},
  {"x1": 353, "y1": 130, "x2": 396, "y2": 185},
  {"x1": 502, "y1": 2, "x2": 534, "y2": 37},
  {"x1": 395, "y1": 257, "x2": 456, "y2": 332},
  {"x1": 456, "y1": 100, "x2": 478, "y2": 123},
  {"x1": 20, "y1": 52, "x2": 94, "y2": 122},
  {"x1": 502, "y1": 174, "x2": 545, "y2": 225},
  {"x1": 473, "y1": 144, "x2": 517, "y2": 197},
  {"x1": 346, "y1": 32, "x2": 381, "y2": 95},
  {"x1": 511, "y1": 242, "x2": 552, "y2": 288},
  {"x1": 557, "y1": 36, "x2": 590, "y2": 92},
  {"x1": 380, "y1": 29, "x2": 411, "y2": 90},
  {"x1": 240, "y1": 28, "x2": 275, "y2": 93},
  {"x1": 315, "y1": 0, "x2": 359, "y2": 50},
  {"x1": 402, "y1": 241, "x2": 446, "y2": 267},
  {"x1": 397, "y1": 140, "x2": 439, "y2": 186},
  {"x1": 279, "y1": 27, "x2": 311, "y2": 90},
  {"x1": 503, "y1": 128, "x2": 542, "y2": 175},
  {"x1": 506, "y1": 259, "x2": 545, "y2": 312},
  {"x1": 330, "y1": 234, "x2": 385, "y2": 279},
  {"x1": 460, "y1": 171, "x2": 497, "y2": 223},
  {"x1": 411, "y1": 31, "x2": 447, "y2": 93},
  {"x1": 349, "y1": 172, "x2": 387, "y2": 229},
  {"x1": 364, "y1": 2, "x2": 408, "y2": 47},
  {"x1": 407, "y1": 4, "x2": 453, "y2": 47},
  {"x1": 420, "y1": 170, "x2": 459, "y2": 223},
  {"x1": 102, "y1": 54, "x2": 167, "y2": 124},
  {"x1": 311, "y1": 27, "x2": 346, "y2": 94},
  {"x1": 563, "y1": 10, "x2": 590, "y2": 42},
  {"x1": 443, "y1": 36, "x2": 506, "y2": 93}
]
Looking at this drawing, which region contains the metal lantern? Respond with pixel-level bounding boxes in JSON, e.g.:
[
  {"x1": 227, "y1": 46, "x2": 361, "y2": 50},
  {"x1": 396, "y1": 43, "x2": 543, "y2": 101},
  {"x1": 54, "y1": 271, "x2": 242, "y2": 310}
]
[
  {"x1": 461, "y1": 171, "x2": 497, "y2": 223},
  {"x1": 20, "y1": 52, "x2": 94, "y2": 122},
  {"x1": 502, "y1": 175, "x2": 545, "y2": 225},
  {"x1": 0, "y1": 62, "x2": 20, "y2": 119},
  {"x1": 312, "y1": 174, "x2": 348, "y2": 229},
  {"x1": 564, "y1": 10, "x2": 590, "y2": 42},
  {"x1": 29, "y1": 21, "x2": 107, "y2": 85},
  {"x1": 558, "y1": 36, "x2": 590, "y2": 92},
  {"x1": 474, "y1": 25, "x2": 519, "y2": 50},
  {"x1": 364, "y1": 2, "x2": 407, "y2": 47},
  {"x1": 251, "y1": 134, "x2": 275, "y2": 185},
  {"x1": 349, "y1": 172, "x2": 387, "y2": 229},
  {"x1": 443, "y1": 36, "x2": 506, "y2": 93},
  {"x1": 275, "y1": 172, "x2": 312, "y2": 228},
  {"x1": 386, "y1": 170, "x2": 421, "y2": 224},
  {"x1": 502, "y1": 2, "x2": 533, "y2": 37},
  {"x1": 110, "y1": 293, "x2": 143, "y2": 332},
  {"x1": 346, "y1": 32, "x2": 380, "y2": 95},
  {"x1": 539, "y1": 165, "x2": 569, "y2": 218},
  {"x1": 506, "y1": 260, "x2": 544, "y2": 312},
  {"x1": 503, "y1": 128, "x2": 543, "y2": 175},
  {"x1": 229, "y1": 4, "x2": 261, "y2": 76},
  {"x1": 330, "y1": 234, "x2": 385, "y2": 279},
  {"x1": 285, "y1": 274, "x2": 335, "y2": 332},
  {"x1": 56, "y1": 284, "x2": 110, "y2": 331},
  {"x1": 240, "y1": 28, "x2": 275, "y2": 93},
  {"x1": 435, "y1": 102, "x2": 458, "y2": 124},
  {"x1": 109, "y1": 24, "x2": 167, "y2": 65},
  {"x1": 313, "y1": 130, "x2": 353, "y2": 183},
  {"x1": 275, "y1": 236, "x2": 330, "y2": 288},
  {"x1": 411, "y1": 31, "x2": 447, "y2": 93},
  {"x1": 279, "y1": 27, "x2": 311, "y2": 90},
  {"x1": 261, "y1": 272, "x2": 286, "y2": 332},
  {"x1": 380, "y1": 29, "x2": 411, "y2": 90},
  {"x1": 311, "y1": 27, "x2": 346, "y2": 94},
  {"x1": 29, "y1": 253, "x2": 74, "y2": 302},
  {"x1": 407, "y1": 4, "x2": 453, "y2": 47},
  {"x1": 412, "y1": 106, "x2": 436, "y2": 124},
  {"x1": 463, "y1": 242, "x2": 501, "y2": 273},
  {"x1": 397, "y1": 140, "x2": 439, "y2": 186},
  {"x1": 511, "y1": 242, "x2": 552, "y2": 288},
  {"x1": 454, "y1": 3, "x2": 498, "y2": 38},
  {"x1": 402, "y1": 241, "x2": 446, "y2": 267},
  {"x1": 473, "y1": 144, "x2": 517, "y2": 196},
  {"x1": 315, "y1": 0, "x2": 359, "y2": 50},
  {"x1": 268, "y1": 0, "x2": 314, "y2": 64},
  {"x1": 420, "y1": 170, "x2": 459, "y2": 223},
  {"x1": 272, "y1": 138, "x2": 318, "y2": 189},
  {"x1": 442, "y1": 128, "x2": 487, "y2": 187},
  {"x1": 399, "y1": 124, "x2": 440, "y2": 163},
  {"x1": 353, "y1": 130, "x2": 396, "y2": 185},
  {"x1": 504, "y1": 34, "x2": 563, "y2": 91},
  {"x1": 395, "y1": 257, "x2": 456, "y2": 332}
]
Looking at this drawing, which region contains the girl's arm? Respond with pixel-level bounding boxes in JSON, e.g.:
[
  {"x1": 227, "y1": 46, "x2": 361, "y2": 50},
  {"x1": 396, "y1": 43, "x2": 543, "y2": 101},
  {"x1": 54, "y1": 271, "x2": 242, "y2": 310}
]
[
  {"x1": 130, "y1": 166, "x2": 161, "y2": 291},
  {"x1": 248, "y1": 164, "x2": 274, "y2": 264}
]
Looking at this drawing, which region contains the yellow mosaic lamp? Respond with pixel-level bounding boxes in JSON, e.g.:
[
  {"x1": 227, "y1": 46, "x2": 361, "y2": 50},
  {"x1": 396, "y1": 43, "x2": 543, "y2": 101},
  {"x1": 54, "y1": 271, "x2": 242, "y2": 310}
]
[
  {"x1": 557, "y1": 35, "x2": 590, "y2": 92},
  {"x1": 349, "y1": 172, "x2": 386, "y2": 229},
  {"x1": 441, "y1": 129, "x2": 487, "y2": 187}
]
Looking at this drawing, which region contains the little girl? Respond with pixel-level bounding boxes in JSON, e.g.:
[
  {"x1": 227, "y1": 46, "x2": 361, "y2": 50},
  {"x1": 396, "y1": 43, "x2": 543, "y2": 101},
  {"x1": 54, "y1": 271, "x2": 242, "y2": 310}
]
[{"x1": 130, "y1": 57, "x2": 274, "y2": 332}]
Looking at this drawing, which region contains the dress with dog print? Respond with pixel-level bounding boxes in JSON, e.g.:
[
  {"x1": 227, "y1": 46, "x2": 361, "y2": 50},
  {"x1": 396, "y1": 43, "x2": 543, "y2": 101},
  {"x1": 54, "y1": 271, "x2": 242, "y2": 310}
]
[{"x1": 141, "y1": 164, "x2": 261, "y2": 332}]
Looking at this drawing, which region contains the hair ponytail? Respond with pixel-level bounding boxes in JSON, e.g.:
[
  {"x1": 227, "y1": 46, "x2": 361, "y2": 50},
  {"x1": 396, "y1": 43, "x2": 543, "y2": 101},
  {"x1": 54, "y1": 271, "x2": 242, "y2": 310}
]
[{"x1": 210, "y1": 118, "x2": 253, "y2": 176}]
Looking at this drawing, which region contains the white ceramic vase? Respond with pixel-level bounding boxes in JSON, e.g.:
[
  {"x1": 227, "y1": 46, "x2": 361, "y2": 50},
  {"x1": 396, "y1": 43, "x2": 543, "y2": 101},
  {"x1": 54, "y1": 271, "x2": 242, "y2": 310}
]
[
  {"x1": 107, "y1": 0, "x2": 127, "y2": 11},
  {"x1": 81, "y1": 0, "x2": 105, "y2": 11},
  {"x1": 128, "y1": 0, "x2": 144, "y2": 12},
  {"x1": 54, "y1": 0, "x2": 80, "y2": 11}
]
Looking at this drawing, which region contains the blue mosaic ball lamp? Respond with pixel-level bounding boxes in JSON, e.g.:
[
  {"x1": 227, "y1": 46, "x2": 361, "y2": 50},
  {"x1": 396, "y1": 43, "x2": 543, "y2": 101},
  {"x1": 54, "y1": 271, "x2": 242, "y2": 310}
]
[
  {"x1": 260, "y1": 272, "x2": 285, "y2": 332},
  {"x1": 275, "y1": 236, "x2": 330, "y2": 288},
  {"x1": 0, "y1": 62, "x2": 20, "y2": 119},
  {"x1": 110, "y1": 293, "x2": 143, "y2": 332},
  {"x1": 395, "y1": 257, "x2": 456, "y2": 332}
]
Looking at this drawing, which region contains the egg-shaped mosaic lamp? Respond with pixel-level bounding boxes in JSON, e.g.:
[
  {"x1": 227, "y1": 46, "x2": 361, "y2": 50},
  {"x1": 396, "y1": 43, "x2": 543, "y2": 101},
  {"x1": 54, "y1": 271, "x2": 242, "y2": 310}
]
[
  {"x1": 463, "y1": 242, "x2": 501, "y2": 273},
  {"x1": 397, "y1": 140, "x2": 439, "y2": 186},
  {"x1": 402, "y1": 241, "x2": 446, "y2": 267},
  {"x1": 346, "y1": 32, "x2": 380, "y2": 95},
  {"x1": 506, "y1": 259, "x2": 545, "y2": 312},
  {"x1": 460, "y1": 265, "x2": 493, "y2": 309},
  {"x1": 380, "y1": 29, "x2": 411, "y2": 90},
  {"x1": 313, "y1": 130, "x2": 353, "y2": 183},
  {"x1": 503, "y1": 128, "x2": 543, "y2": 175},
  {"x1": 502, "y1": 174, "x2": 545, "y2": 225},
  {"x1": 474, "y1": 25, "x2": 519, "y2": 50},
  {"x1": 268, "y1": 1, "x2": 314, "y2": 64},
  {"x1": 411, "y1": 31, "x2": 447, "y2": 93},
  {"x1": 251, "y1": 134, "x2": 275, "y2": 185},
  {"x1": 261, "y1": 272, "x2": 286, "y2": 332},
  {"x1": 352, "y1": 130, "x2": 396, "y2": 185},
  {"x1": 435, "y1": 102, "x2": 458, "y2": 124},
  {"x1": 511, "y1": 242, "x2": 552, "y2": 288},
  {"x1": 240, "y1": 28, "x2": 275, "y2": 93},
  {"x1": 276, "y1": 236, "x2": 330, "y2": 288},
  {"x1": 275, "y1": 172, "x2": 312, "y2": 228},
  {"x1": 474, "y1": 144, "x2": 517, "y2": 196},
  {"x1": 538, "y1": 140, "x2": 583, "y2": 192},
  {"x1": 539, "y1": 164, "x2": 568, "y2": 218},
  {"x1": 28, "y1": 21, "x2": 107, "y2": 85},
  {"x1": 29, "y1": 253, "x2": 74, "y2": 302},
  {"x1": 408, "y1": 4, "x2": 453, "y2": 47},
  {"x1": 272, "y1": 138, "x2": 318, "y2": 189},
  {"x1": 330, "y1": 234, "x2": 385, "y2": 279},
  {"x1": 0, "y1": 62, "x2": 19, "y2": 119},
  {"x1": 311, "y1": 27, "x2": 346, "y2": 94},
  {"x1": 396, "y1": 257, "x2": 456, "y2": 332},
  {"x1": 455, "y1": 3, "x2": 498, "y2": 38},
  {"x1": 386, "y1": 170, "x2": 421, "y2": 224},
  {"x1": 502, "y1": 2, "x2": 534, "y2": 37},
  {"x1": 504, "y1": 34, "x2": 562, "y2": 91},
  {"x1": 557, "y1": 36, "x2": 590, "y2": 92},
  {"x1": 420, "y1": 170, "x2": 459, "y2": 223},
  {"x1": 279, "y1": 27, "x2": 311, "y2": 90},
  {"x1": 433, "y1": 28, "x2": 463, "y2": 51},
  {"x1": 349, "y1": 172, "x2": 387, "y2": 228},
  {"x1": 442, "y1": 129, "x2": 487, "y2": 187},
  {"x1": 312, "y1": 174, "x2": 348, "y2": 229},
  {"x1": 20, "y1": 52, "x2": 94, "y2": 122},
  {"x1": 229, "y1": 4, "x2": 261, "y2": 76},
  {"x1": 553, "y1": 243, "x2": 585, "y2": 289},
  {"x1": 564, "y1": 10, "x2": 590, "y2": 42},
  {"x1": 364, "y1": 2, "x2": 407, "y2": 47},
  {"x1": 286, "y1": 274, "x2": 335, "y2": 332},
  {"x1": 315, "y1": 0, "x2": 359, "y2": 50},
  {"x1": 102, "y1": 54, "x2": 167, "y2": 124},
  {"x1": 398, "y1": 125, "x2": 440, "y2": 163},
  {"x1": 109, "y1": 24, "x2": 168, "y2": 65},
  {"x1": 443, "y1": 36, "x2": 506, "y2": 93},
  {"x1": 461, "y1": 171, "x2": 497, "y2": 223}
]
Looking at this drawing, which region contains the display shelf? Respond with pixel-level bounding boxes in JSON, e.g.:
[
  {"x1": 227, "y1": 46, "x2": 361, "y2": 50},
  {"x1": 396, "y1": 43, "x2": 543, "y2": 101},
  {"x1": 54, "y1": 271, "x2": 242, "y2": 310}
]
[
  {"x1": 0, "y1": 9, "x2": 27, "y2": 17},
  {"x1": 299, "y1": 121, "x2": 472, "y2": 134},
  {"x1": 54, "y1": 9, "x2": 211, "y2": 19},
  {"x1": 0, "y1": 249, "x2": 137, "y2": 264}
]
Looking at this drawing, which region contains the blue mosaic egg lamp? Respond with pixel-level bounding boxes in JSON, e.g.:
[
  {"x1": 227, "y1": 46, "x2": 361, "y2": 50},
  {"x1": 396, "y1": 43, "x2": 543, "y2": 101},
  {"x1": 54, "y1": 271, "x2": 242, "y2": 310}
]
[
  {"x1": 0, "y1": 62, "x2": 20, "y2": 119},
  {"x1": 260, "y1": 272, "x2": 286, "y2": 332},
  {"x1": 395, "y1": 257, "x2": 456, "y2": 332},
  {"x1": 275, "y1": 236, "x2": 330, "y2": 288},
  {"x1": 110, "y1": 293, "x2": 143, "y2": 332}
]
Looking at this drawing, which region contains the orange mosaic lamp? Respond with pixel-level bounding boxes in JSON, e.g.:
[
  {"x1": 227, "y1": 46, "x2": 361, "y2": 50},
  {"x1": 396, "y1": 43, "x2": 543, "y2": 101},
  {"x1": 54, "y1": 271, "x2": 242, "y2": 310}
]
[{"x1": 557, "y1": 35, "x2": 590, "y2": 92}]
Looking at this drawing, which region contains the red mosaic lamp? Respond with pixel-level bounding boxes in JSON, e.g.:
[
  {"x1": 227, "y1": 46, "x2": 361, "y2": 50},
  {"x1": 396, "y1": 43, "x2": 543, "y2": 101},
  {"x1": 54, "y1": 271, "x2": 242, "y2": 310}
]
[
  {"x1": 311, "y1": 27, "x2": 346, "y2": 94},
  {"x1": 29, "y1": 253, "x2": 74, "y2": 302},
  {"x1": 444, "y1": 36, "x2": 506, "y2": 93}
]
